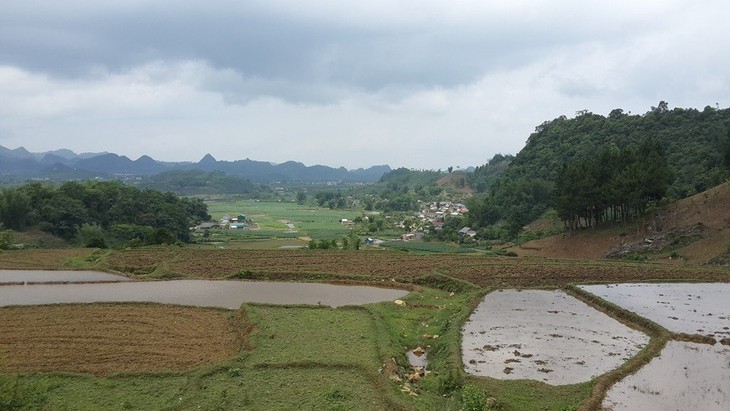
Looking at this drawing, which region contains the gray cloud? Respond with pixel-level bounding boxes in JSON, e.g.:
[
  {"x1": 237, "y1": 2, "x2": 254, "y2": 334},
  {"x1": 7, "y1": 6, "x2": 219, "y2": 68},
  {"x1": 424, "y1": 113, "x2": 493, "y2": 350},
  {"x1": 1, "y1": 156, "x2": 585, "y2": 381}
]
[
  {"x1": 0, "y1": 0, "x2": 673, "y2": 102},
  {"x1": 1, "y1": 1, "x2": 729, "y2": 169}
]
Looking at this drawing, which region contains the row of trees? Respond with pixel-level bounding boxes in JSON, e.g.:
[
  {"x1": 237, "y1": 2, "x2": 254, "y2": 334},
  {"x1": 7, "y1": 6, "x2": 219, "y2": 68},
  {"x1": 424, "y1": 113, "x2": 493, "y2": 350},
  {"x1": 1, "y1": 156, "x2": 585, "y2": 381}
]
[
  {"x1": 0, "y1": 180, "x2": 209, "y2": 247},
  {"x1": 555, "y1": 139, "x2": 672, "y2": 230}
]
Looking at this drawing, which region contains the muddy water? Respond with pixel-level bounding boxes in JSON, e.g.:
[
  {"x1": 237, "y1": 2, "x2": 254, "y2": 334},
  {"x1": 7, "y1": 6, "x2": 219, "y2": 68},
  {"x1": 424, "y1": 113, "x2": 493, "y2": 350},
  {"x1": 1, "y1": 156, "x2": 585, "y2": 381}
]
[
  {"x1": 580, "y1": 283, "x2": 730, "y2": 339},
  {"x1": 0, "y1": 270, "x2": 131, "y2": 284},
  {"x1": 462, "y1": 290, "x2": 649, "y2": 385},
  {"x1": 0, "y1": 280, "x2": 407, "y2": 309},
  {"x1": 603, "y1": 341, "x2": 730, "y2": 411}
]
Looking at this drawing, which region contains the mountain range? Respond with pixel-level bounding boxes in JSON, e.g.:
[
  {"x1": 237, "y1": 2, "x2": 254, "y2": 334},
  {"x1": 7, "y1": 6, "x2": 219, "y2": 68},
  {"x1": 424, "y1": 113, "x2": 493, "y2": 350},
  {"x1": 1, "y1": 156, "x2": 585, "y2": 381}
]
[{"x1": 0, "y1": 145, "x2": 391, "y2": 183}]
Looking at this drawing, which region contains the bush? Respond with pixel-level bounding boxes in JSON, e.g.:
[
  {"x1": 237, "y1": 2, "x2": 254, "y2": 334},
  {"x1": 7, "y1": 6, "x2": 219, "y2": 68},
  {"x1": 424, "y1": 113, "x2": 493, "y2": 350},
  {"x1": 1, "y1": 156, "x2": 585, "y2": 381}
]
[
  {"x1": 413, "y1": 273, "x2": 479, "y2": 293},
  {"x1": 461, "y1": 384, "x2": 487, "y2": 411},
  {"x1": 236, "y1": 270, "x2": 254, "y2": 280},
  {"x1": 0, "y1": 230, "x2": 13, "y2": 250},
  {"x1": 84, "y1": 237, "x2": 107, "y2": 249}
]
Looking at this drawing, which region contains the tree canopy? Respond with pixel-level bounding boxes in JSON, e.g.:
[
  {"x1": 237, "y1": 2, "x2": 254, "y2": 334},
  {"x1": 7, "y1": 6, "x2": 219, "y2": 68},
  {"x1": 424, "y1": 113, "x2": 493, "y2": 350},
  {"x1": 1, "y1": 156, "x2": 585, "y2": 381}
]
[
  {"x1": 138, "y1": 169, "x2": 258, "y2": 195},
  {"x1": 466, "y1": 104, "x2": 730, "y2": 237},
  {"x1": 1, "y1": 180, "x2": 209, "y2": 246}
]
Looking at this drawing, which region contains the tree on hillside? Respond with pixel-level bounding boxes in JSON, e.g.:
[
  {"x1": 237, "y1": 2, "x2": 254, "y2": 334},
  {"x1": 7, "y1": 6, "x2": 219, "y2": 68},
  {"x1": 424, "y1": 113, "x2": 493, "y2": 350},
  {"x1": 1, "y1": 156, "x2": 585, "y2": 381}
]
[
  {"x1": 0, "y1": 188, "x2": 31, "y2": 230},
  {"x1": 554, "y1": 138, "x2": 671, "y2": 230}
]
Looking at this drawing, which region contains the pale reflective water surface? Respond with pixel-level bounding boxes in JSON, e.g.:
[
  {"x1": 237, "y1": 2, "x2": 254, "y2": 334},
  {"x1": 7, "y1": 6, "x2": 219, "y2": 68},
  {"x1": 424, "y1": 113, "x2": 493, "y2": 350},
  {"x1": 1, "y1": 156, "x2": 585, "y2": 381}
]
[
  {"x1": 0, "y1": 270, "x2": 131, "y2": 284},
  {"x1": 603, "y1": 341, "x2": 730, "y2": 411},
  {"x1": 461, "y1": 289, "x2": 649, "y2": 385},
  {"x1": 0, "y1": 280, "x2": 407, "y2": 309},
  {"x1": 580, "y1": 283, "x2": 730, "y2": 339}
]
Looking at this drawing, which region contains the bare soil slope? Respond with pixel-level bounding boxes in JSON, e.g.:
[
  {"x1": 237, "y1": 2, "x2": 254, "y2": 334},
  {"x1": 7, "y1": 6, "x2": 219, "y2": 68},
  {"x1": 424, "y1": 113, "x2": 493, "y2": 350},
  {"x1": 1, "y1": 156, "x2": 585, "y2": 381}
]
[
  {"x1": 436, "y1": 171, "x2": 474, "y2": 197},
  {"x1": 514, "y1": 182, "x2": 730, "y2": 264}
]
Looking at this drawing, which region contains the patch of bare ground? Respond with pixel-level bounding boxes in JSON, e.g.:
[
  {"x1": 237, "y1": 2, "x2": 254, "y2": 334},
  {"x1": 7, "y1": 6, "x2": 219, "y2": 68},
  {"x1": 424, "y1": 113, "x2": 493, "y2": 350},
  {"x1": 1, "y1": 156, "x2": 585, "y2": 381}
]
[
  {"x1": 514, "y1": 182, "x2": 730, "y2": 264},
  {"x1": 436, "y1": 171, "x2": 474, "y2": 197},
  {"x1": 0, "y1": 303, "x2": 247, "y2": 375}
]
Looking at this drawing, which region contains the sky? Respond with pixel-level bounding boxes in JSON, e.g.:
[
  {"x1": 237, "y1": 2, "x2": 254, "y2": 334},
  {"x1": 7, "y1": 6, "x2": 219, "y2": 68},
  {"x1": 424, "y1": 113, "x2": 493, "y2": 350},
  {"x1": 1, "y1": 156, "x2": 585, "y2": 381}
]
[{"x1": 1, "y1": 0, "x2": 729, "y2": 170}]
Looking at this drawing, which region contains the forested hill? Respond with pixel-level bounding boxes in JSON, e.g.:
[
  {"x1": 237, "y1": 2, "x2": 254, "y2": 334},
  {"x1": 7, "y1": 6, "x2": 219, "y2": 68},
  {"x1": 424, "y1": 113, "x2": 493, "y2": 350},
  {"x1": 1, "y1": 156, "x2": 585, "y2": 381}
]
[
  {"x1": 467, "y1": 103, "x2": 730, "y2": 237},
  {"x1": 509, "y1": 104, "x2": 730, "y2": 198},
  {"x1": 138, "y1": 170, "x2": 259, "y2": 195}
]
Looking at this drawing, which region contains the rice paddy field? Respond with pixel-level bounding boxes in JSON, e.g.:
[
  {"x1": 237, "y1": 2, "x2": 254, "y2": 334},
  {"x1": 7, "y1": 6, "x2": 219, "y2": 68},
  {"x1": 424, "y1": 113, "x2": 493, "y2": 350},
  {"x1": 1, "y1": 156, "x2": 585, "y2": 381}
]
[{"x1": 0, "y1": 246, "x2": 728, "y2": 410}]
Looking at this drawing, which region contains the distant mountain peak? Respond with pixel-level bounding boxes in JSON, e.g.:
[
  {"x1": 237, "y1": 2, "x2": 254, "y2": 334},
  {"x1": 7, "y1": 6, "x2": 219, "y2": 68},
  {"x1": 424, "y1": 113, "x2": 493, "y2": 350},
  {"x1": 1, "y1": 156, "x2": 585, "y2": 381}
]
[
  {"x1": 0, "y1": 145, "x2": 391, "y2": 183},
  {"x1": 135, "y1": 154, "x2": 155, "y2": 163},
  {"x1": 199, "y1": 153, "x2": 217, "y2": 163}
]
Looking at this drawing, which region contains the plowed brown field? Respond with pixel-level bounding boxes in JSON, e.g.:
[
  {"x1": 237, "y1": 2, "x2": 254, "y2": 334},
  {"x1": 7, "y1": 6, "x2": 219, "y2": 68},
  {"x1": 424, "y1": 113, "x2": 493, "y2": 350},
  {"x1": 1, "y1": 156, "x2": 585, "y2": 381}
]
[
  {"x1": 0, "y1": 248, "x2": 95, "y2": 269},
  {"x1": 103, "y1": 248, "x2": 730, "y2": 287},
  {"x1": 0, "y1": 304, "x2": 247, "y2": 375}
]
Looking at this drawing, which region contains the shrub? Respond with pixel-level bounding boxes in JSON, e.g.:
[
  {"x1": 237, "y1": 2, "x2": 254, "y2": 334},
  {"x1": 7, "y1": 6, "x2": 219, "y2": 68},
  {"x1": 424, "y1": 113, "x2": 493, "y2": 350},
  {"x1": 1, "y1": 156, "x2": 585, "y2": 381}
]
[{"x1": 461, "y1": 384, "x2": 487, "y2": 411}]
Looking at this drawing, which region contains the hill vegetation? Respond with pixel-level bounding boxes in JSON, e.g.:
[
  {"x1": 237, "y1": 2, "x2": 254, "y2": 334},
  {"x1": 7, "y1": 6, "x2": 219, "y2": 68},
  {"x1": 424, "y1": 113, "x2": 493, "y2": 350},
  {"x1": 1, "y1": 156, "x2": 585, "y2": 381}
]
[
  {"x1": 138, "y1": 169, "x2": 259, "y2": 195},
  {"x1": 0, "y1": 181, "x2": 209, "y2": 247},
  {"x1": 466, "y1": 103, "x2": 730, "y2": 238}
]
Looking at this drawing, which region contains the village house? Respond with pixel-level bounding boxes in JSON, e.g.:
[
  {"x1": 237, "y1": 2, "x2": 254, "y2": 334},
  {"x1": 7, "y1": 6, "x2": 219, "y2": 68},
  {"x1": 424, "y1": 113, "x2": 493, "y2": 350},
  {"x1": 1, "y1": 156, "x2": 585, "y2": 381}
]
[{"x1": 458, "y1": 227, "x2": 477, "y2": 238}]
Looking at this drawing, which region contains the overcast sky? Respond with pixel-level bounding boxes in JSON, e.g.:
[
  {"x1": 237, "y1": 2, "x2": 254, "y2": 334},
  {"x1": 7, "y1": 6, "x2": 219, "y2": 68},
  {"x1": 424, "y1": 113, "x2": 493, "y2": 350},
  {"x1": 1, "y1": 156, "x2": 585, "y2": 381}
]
[{"x1": 1, "y1": 0, "x2": 729, "y2": 169}]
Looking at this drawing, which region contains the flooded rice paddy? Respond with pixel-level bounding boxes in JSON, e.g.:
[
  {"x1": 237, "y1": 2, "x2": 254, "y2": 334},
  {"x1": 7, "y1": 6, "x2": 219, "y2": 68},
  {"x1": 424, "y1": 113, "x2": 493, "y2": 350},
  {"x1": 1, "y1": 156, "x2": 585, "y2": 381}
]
[
  {"x1": 461, "y1": 289, "x2": 649, "y2": 385},
  {"x1": 579, "y1": 283, "x2": 730, "y2": 339},
  {"x1": 0, "y1": 279, "x2": 407, "y2": 309},
  {"x1": 603, "y1": 341, "x2": 730, "y2": 411},
  {"x1": 0, "y1": 270, "x2": 131, "y2": 284}
]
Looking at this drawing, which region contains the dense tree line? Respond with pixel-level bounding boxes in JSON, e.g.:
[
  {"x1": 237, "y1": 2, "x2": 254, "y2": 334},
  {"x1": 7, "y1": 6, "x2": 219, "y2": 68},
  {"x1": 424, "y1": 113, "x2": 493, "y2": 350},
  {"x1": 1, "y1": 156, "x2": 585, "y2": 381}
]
[
  {"x1": 555, "y1": 139, "x2": 672, "y2": 230},
  {"x1": 314, "y1": 190, "x2": 347, "y2": 209},
  {"x1": 466, "y1": 104, "x2": 730, "y2": 238},
  {"x1": 0, "y1": 180, "x2": 209, "y2": 247},
  {"x1": 466, "y1": 177, "x2": 553, "y2": 237}
]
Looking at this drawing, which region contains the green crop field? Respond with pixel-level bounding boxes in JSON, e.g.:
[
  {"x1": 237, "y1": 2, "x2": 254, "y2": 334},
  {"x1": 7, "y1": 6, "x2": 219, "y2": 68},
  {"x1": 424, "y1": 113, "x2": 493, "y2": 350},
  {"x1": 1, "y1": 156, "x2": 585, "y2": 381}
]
[{"x1": 204, "y1": 198, "x2": 361, "y2": 242}]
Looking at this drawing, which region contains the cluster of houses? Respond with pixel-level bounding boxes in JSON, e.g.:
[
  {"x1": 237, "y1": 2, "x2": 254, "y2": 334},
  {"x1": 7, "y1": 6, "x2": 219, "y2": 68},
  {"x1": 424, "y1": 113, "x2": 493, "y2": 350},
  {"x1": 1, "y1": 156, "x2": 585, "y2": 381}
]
[
  {"x1": 192, "y1": 214, "x2": 250, "y2": 230},
  {"x1": 417, "y1": 201, "x2": 469, "y2": 222},
  {"x1": 398, "y1": 201, "x2": 476, "y2": 241}
]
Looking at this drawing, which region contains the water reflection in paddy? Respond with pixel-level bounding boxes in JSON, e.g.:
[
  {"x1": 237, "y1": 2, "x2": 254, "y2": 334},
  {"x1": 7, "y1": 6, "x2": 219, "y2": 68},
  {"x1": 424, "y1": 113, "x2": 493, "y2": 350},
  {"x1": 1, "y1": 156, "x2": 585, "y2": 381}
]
[
  {"x1": 0, "y1": 270, "x2": 131, "y2": 284},
  {"x1": 603, "y1": 341, "x2": 730, "y2": 411},
  {"x1": 0, "y1": 280, "x2": 408, "y2": 309},
  {"x1": 462, "y1": 289, "x2": 649, "y2": 385},
  {"x1": 580, "y1": 283, "x2": 730, "y2": 339}
]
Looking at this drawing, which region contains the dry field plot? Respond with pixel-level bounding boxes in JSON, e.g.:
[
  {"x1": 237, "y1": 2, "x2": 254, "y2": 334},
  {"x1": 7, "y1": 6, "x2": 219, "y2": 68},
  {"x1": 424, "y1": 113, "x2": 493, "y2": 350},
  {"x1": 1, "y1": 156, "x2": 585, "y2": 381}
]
[
  {"x1": 103, "y1": 248, "x2": 730, "y2": 287},
  {"x1": 0, "y1": 303, "x2": 246, "y2": 375},
  {"x1": 0, "y1": 249, "x2": 95, "y2": 269}
]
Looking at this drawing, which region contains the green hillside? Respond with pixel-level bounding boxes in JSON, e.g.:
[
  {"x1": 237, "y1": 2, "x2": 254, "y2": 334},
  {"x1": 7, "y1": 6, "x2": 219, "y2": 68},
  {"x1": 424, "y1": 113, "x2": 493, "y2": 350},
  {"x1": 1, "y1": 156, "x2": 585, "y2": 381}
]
[{"x1": 467, "y1": 103, "x2": 730, "y2": 237}]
